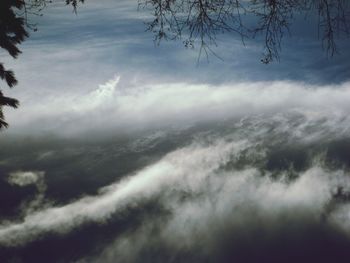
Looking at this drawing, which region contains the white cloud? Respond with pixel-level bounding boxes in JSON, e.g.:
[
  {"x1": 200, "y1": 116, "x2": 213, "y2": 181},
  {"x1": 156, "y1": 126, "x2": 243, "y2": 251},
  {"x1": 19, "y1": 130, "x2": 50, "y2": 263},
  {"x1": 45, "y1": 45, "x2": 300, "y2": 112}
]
[
  {"x1": 1, "y1": 133, "x2": 350, "y2": 250},
  {"x1": 7, "y1": 171, "x2": 48, "y2": 216},
  {"x1": 5, "y1": 76, "x2": 350, "y2": 137},
  {"x1": 8, "y1": 171, "x2": 44, "y2": 187}
]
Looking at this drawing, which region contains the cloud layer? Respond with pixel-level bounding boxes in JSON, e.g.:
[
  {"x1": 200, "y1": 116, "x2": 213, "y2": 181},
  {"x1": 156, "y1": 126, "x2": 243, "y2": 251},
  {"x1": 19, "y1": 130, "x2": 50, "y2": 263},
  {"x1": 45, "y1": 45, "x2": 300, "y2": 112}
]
[
  {"x1": 2, "y1": 112, "x2": 350, "y2": 263},
  {"x1": 5, "y1": 76, "x2": 350, "y2": 137}
]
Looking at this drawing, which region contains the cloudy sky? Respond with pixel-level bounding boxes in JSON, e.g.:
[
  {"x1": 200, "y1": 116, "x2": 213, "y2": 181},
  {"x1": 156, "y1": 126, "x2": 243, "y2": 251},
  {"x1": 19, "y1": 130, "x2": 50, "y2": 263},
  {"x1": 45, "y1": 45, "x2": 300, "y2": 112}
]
[
  {"x1": 1, "y1": 1, "x2": 350, "y2": 262},
  {"x1": 1, "y1": 0, "x2": 349, "y2": 136}
]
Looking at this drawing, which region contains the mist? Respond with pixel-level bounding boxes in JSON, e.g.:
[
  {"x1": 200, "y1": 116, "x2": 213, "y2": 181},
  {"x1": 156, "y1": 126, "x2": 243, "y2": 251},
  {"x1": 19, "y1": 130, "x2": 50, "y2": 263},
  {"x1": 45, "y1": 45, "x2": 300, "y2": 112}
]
[
  {"x1": 4, "y1": 76, "x2": 350, "y2": 138},
  {"x1": 2, "y1": 93, "x2": 350, "y2": 261}
]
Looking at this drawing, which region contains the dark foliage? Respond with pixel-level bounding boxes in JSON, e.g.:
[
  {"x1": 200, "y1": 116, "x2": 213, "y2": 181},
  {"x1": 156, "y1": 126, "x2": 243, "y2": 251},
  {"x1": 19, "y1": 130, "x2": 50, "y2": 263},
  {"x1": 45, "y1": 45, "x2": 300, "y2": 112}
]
[
  {"x1": 0, "y1": 0, "x2": 27, "y2": 129},
  {"x1": 0, "y1": 0, "x2": 83, "y2": 129}
]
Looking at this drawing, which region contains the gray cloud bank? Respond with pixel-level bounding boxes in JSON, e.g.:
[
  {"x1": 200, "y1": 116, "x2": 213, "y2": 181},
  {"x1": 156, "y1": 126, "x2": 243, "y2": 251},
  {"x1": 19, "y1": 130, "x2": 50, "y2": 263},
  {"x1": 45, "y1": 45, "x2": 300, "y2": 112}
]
[{"x1": 2, "y1": 110, "x2": 350, "y2": 263}]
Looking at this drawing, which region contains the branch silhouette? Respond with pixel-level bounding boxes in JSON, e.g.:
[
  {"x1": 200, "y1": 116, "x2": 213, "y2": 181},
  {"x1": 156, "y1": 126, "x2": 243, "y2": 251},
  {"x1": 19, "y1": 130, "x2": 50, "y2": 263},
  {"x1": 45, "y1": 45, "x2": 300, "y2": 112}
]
[{"x1": 141, "y1": 0, "x2": 349, "y2": 63}]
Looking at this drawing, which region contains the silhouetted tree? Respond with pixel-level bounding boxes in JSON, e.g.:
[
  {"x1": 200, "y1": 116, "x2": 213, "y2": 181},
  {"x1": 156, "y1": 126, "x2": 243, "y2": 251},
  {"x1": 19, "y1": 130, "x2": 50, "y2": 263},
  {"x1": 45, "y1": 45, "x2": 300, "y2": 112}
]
[
  {"x1": 0, "y1": 0, "x2": 83, "y2": 129},
  {"x1": 0, "y1": 0, "x2": 26, "y2": 128}
]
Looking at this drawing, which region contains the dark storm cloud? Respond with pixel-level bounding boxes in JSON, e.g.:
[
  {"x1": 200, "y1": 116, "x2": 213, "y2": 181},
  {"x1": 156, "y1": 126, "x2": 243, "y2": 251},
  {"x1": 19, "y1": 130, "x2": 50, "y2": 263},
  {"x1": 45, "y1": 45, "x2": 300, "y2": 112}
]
[
  {"x1": 2, "y1": 97, "x2": 350, "y2": 261},
  {"x1": 1, "y1": 108, "x2": 350, "y2": 242},
  {"x1": 2, "y1": 123, "x2": 350, "y2": 262}
]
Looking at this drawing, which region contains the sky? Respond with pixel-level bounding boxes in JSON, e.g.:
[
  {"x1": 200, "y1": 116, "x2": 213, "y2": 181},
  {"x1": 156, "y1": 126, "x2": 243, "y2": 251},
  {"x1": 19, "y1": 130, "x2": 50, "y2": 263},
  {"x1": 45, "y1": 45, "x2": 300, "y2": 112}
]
[
  {"x1": 2, "y1": 1, "x2": 350, "y2": 262},
  {"x1": 1, "y1": 0, "x2": 349, "y2": 137}
]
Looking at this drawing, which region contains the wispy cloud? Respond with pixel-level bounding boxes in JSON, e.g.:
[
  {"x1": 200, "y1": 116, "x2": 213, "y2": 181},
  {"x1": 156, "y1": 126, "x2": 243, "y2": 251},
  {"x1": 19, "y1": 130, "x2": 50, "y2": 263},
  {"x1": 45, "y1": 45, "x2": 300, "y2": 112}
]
[
  {"x1": 5, "y1": 75, "x2": 350, "y2": 136},
  {"x1": 1, "y1": 133, "x2": 350, "y2": 260}
]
